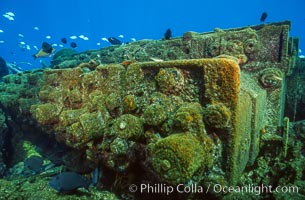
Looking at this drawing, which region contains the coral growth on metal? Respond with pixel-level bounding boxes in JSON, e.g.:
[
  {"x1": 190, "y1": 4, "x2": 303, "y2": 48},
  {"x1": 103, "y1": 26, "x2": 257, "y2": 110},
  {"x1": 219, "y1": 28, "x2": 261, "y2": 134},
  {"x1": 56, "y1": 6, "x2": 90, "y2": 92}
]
[{"x1": 0, "y1": 21, "x2": 299, "y2": 198}]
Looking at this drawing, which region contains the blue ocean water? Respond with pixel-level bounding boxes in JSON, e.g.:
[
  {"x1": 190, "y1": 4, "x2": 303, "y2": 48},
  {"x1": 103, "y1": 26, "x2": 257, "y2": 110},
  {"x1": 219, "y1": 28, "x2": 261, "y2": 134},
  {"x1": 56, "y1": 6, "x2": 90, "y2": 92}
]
[{"x1": 0, "y1": 0, "x2": 304, "y2": 70}]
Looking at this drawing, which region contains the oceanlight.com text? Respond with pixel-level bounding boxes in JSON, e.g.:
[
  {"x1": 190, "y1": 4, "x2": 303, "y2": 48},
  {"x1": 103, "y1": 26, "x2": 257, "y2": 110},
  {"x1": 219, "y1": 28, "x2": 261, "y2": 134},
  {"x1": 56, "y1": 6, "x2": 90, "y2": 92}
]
[
  {"x1": 128, "y1": 183, "x2": 300, "y2": 196},
  {"x1": 212, "y1": 184, "x2": 299, "y2": 195}
]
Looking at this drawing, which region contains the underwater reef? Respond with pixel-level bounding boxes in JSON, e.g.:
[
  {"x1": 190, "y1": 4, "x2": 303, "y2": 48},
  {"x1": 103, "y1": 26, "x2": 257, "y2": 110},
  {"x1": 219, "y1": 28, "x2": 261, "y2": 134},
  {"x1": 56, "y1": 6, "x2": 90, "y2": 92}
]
[{"x1": 0, "y1": 21, "x2": 304, "y2": 199}]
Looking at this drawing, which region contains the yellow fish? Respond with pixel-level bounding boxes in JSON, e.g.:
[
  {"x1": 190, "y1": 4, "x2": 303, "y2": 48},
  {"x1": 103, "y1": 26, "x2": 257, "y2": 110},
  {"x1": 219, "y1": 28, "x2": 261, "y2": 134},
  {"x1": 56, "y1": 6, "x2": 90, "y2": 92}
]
[{"x1": 33, "y1": 42, "x2": 55, "y2": 59}]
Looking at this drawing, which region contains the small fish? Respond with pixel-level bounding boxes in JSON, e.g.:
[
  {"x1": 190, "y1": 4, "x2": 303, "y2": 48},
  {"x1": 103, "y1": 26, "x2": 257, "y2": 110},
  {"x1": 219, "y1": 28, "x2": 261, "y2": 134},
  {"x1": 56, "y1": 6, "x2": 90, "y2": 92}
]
[
  {"x1": 33, "y1": 26, "x2": 39, "y2": 31},
  {"x1": 18, "y1": 42, "x2": 26, "y2": 51},
  {"x1": 45, "y1": 35, "x2": 51, "y2": 39},
  {"x1": 131, "y1": 38, "x2": 136, "y2": 42},
  {"x1": 24, "y1": 155, "x2": 44, "y2": 174},
  {"x1": 79, "y1": 34, "x2": 85, "y2": 39},
  {"x1": 70, "y1": 35, "x2": 77, "y2": 40},
  {"x1": 164, "y1": 28, "x2": 172, "y2": 40},
  {"x1": 260, "y1": 12, "x2": 268, "y2": 22},
  {"x1": 0, "y1": 30, "x2": 4, "y2": 33},
  {"x1": 61, "y1": 37, "x2": 67, "y2": 44},
  {"x1": 33, "y1": 42, "x2": 55, "y2": 59},
  {"x1": 96, "y1": 42, "x2": 101, "y2": 46},
  {"x1": 108, "y1": 37, "x2": 122, "y2": 45},
  {"x1": 49, "y1": 172, "x2": 91, "y2": 192},
  {"x1": 118, "y1": 34, "x2": 124, "y2": 38},
  {"x1": 6, "y1": 63, "x2": 22, "y2": 73},
  {"x1": 121, "y1": 60, "x2": 136, "y2": 67},
  {"x1": 70, "y1": 42, "x2": 77, "y2": 48},
  {"x1": 2, "y1": 14, "x2": 10, "y2": 18},
  {"x1": 0, "y1": 41, "x2": 4, "y2": 44},
  {"x1": 82, "y1": 37, "x2": 89, "y2": 41},
  {"x1": 91, "y1": 167, "x2": 100, "y2": 186},
  {"x1": 2, "y1": 14, "x2": 14, "y2": 21},
  {"x1": 150, "y1": 57, "x2": 164, "y2": 62},
  {"x1": 6, "y1": 12, "x2": 15, "y2": 17},
  {"x1": 18, "y1": 33, "x2": 24, "y2": 37},
  {"x1": 101, "y1": 37, "x2": 109, "y2": 42}
]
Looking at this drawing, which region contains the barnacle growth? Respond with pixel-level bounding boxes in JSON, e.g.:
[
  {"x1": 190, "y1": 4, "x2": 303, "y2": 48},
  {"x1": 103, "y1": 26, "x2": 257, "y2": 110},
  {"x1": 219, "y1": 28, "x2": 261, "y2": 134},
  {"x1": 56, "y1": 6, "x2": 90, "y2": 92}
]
[
  {"x1": 148, "y1": 133, "x2": 213, "y2": 185},
  {"x1": 202, "y1": 103, "x2": 232, "y2": 129}
]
